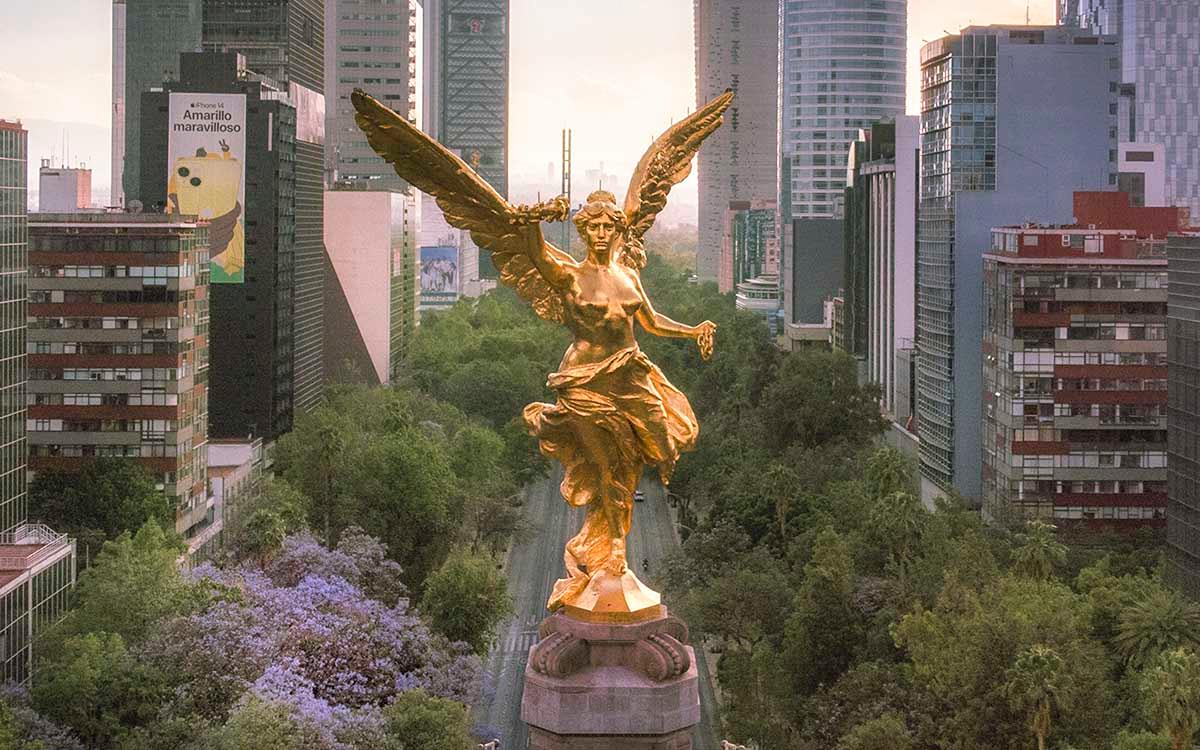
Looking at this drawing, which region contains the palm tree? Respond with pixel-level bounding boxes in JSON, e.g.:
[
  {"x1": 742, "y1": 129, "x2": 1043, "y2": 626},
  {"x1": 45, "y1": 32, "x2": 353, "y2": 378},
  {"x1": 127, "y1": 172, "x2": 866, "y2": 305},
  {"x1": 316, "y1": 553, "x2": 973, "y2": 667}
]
[
  {"x1": 1012, "y1": 520, "x2": 1067, "y2": 580},
  {"x1": 869, "y1": 491, "x2": 926, "y2": 585},
  {"x1": 1117, "y1": 588, "x2": 1200, "y2": 669},
  {"x1": 865, "y1": 447, "x2": 913, "y2": 500},
  {"x1": 1142, "y1": 648, "x2": 1200, "y2": 750},
  {"x1": 1005, "y1": 644, "x2": 1074, "y2": 750}
]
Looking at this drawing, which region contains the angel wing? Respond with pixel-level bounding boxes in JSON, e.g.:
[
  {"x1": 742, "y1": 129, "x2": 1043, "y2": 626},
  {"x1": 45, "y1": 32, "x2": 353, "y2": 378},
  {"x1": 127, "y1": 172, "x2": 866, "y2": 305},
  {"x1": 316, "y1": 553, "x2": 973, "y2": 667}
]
[
  {"x1": 351, "y1": 89, "x2": 573, "y2": 323},
  {"x1": 621, "y1": 90, "x2": 735, "y2": 265}
]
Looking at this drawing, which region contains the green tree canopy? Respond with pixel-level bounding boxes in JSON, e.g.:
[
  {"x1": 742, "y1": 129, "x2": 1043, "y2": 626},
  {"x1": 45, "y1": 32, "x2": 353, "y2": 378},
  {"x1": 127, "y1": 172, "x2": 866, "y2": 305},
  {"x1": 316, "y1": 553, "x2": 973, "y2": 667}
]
[
  {"x1": 419, "y1": 551, "x2": 513, "y2": 655},
  {"x1": 29, "y1": 459, "x2": 172, "y2": 549}
]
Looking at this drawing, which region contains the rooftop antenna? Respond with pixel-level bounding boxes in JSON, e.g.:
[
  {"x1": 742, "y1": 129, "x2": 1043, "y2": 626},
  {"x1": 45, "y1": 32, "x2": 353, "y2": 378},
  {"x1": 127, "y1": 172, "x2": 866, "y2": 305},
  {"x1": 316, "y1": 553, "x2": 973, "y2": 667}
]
[
  {"x1": 561, "y1": 128, "x2": 572, "y2": 254},
  {"x1": 1026, "y1": 2, "x2": 1031, "y2": 25}
]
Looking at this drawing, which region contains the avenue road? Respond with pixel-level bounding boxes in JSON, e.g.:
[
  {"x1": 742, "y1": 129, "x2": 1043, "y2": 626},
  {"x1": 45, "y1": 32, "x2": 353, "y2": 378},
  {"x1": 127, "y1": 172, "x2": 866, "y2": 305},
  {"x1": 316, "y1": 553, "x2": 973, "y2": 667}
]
[{"x1": 472, "y1": 471, "x2": 720, "y2": 749}]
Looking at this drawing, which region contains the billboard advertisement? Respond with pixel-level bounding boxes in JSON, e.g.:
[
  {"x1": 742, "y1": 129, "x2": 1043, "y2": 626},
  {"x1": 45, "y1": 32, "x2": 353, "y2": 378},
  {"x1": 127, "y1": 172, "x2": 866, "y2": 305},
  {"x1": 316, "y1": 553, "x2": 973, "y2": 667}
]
[
  {"x1": 420, "y1": 246, "x2": 459, "y2": 295},
  {"x1": 167, "y1": 92, "x2": 247, "y2": 284}
]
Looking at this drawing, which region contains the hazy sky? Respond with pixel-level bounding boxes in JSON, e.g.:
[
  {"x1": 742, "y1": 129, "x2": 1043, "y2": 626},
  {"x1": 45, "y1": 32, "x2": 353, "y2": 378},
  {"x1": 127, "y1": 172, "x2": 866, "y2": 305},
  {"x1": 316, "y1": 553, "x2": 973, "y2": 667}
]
[{"x1": 0, "y1": 0, "x2": 1057, "y2": 200}]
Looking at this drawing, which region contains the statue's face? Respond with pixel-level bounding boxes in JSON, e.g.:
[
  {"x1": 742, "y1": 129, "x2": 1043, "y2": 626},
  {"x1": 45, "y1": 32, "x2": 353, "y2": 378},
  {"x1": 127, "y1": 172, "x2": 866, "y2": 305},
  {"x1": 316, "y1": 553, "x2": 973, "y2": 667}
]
[{"x1": 585, "y1": 215, "x2": 617, "y2": 253}]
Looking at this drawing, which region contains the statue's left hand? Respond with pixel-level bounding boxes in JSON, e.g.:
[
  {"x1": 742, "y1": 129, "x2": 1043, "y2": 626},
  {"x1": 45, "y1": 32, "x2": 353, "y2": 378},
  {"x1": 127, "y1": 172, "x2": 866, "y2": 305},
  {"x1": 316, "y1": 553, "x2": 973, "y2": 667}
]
[{"x1": 694, "y1": 320, "x2": 717, "y2": 360}]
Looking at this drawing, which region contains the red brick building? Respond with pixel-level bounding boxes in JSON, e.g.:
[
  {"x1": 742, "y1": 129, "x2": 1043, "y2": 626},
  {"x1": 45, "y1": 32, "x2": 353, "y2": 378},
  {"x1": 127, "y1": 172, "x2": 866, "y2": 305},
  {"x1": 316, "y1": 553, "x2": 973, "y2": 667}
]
[{"x1": 981, "y1": 192, "x2": 1190, "y2": 529}]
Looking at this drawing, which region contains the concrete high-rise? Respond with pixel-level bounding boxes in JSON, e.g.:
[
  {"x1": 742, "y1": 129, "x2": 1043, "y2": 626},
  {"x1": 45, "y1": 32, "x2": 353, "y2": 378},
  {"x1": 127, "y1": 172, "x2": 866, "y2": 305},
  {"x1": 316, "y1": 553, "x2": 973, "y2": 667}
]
[
  {"x1": 0, "y1": 120, "x2": 77, "y2": 686},
  {"x1": 323, "y1": 189, "x2": 418, "y2": 385},
  {"x1": 1167, "y1": 231, "x2": 1200, "y2": 598},
  {"x1": 777, "y1": 0, "x2": 906, "y2": 341},
  {"x1": 27, "y1": 214, "x2": 212, "y2": 540},
  {"x1": 325, "y1": 0, "x2": 422, "y2": 188},
  {"x1": 111, "y1": 0, "x2": 203, "y2": 208},
  {"x1": 694, "y1": 0, "x2": 778, "y2": 283},
  {"x1": 982, "y1": 192, "x2": 1185, "y2": 530},
  {"x1": 202, "y1": 1, "x2": 326, "y2": 416},
  {"x1": 1061, "y1": 0, "x2": 1200, "y2": 220},
  {"x1": 842, "y1": 117, "x2": 918, "y2": 420},
  {"x1": 915, "y1": 26, "x2": 1120, "y2": 503},
  {"x1": 141, "y1": 53, "x2": 302, "y2": 441}
]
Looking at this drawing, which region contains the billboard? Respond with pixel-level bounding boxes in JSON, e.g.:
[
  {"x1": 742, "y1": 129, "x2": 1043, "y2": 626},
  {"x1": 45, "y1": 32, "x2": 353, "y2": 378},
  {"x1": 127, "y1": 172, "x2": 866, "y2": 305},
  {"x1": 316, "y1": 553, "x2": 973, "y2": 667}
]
[
  {"x1": 167, "y1": 93, "x2": 247, "y2": 284},
  {"x1": 420, "y1": 246, "x2": 459, "y2": 295}
]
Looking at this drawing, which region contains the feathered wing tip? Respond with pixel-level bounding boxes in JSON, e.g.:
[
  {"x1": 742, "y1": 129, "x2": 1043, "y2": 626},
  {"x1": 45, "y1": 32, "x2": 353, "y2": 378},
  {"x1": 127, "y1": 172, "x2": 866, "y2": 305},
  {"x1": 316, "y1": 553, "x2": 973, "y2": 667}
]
[
  {"x1": 622, "y1": 91, "x2": 735, "y2": 252},
  {"x1": 350, "y1": 89, "x2": 570, "y2": 324}
]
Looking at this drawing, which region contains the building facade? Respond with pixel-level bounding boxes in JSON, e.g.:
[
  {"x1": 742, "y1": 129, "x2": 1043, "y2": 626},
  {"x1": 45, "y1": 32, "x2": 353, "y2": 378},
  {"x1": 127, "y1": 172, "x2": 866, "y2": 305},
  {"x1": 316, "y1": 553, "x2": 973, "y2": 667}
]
[
  {"x1": 37, "y1": 165, "x2": 93, "y2": 213},
  {"x1": 0, "y1": 121, "x2": 77, "y2": 686},
  {"x1": 202, "y1": 3, "x2": 327, "y2": 417},
  {"x1": 694, "y1": 0, "x2": 778, "y2": 283},
  {"x1": 324, "y1": 0, "x2": 422, "y2": 187},
  {"x1": 422, "y1": 0, "x2": 508, "y2": 281},
  {"x1": 778, "y1": 0, "x2": 906, "y2": 341},
  {"x1": 323, "y1": 189, "x2": 418, "y2": 384},
  {"x1": 111, "y1": 0, "x2": 203, "y2": 207},
  {"x1": 842, "y1": 116, "x2": 918, "y2": 417},
  {"x1": 1061, "y1": 0, "x2": 1200, "y2": 220},
  {"x1": 26, "y1": 214, "x2": 212, "y2": 540},
  {"x1": 720, "y1": 200, "x2": 778, "y2": 294},
  {"x1": 0, "y1": 121, "x2": 30, "y2": 532},
  {"x1": 141, "y1": 53, "x2": 301, "y2": 441},
  {"x1": 981, "y1": 193, "x2": 1186, "y2": 530},
  {"x1": 916, "y1": 26, "x2": 1119, "y2": 502},
  {"x1": 1167, "y1": 232, "x2": 1200, "y2": 598}
]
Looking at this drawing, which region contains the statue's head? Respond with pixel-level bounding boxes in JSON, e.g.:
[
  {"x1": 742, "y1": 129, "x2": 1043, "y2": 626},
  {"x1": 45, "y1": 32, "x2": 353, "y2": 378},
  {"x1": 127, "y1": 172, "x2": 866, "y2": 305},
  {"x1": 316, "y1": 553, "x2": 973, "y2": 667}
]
[{"x1": 574, "y1": 190, "x2": 627, "y2": 257}]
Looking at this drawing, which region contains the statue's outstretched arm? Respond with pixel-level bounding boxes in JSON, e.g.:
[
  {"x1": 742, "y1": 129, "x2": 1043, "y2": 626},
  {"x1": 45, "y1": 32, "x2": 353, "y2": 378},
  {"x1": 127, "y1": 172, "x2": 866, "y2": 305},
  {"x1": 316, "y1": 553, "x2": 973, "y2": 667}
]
[
  {"x1": 518, "y1": 222, "x2": 575, "y2": 291},
  {"x1": 630, "y1": 271, "x2": 716, "y2": 349}
]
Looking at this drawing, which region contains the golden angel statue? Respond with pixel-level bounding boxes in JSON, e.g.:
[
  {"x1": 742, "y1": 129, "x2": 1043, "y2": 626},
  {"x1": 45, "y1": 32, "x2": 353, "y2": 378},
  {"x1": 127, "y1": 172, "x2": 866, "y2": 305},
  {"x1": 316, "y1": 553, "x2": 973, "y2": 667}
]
[{"x1": 353, "y1": 89, "x2": 733, "y2": 620}]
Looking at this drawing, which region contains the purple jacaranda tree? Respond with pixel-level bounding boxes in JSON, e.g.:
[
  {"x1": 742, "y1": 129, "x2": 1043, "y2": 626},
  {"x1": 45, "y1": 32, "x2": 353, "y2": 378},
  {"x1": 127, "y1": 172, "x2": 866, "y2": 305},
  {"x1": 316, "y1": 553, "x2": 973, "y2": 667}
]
[{"x1": 141, "y1": 533, "x2": 480, "y2": 724}]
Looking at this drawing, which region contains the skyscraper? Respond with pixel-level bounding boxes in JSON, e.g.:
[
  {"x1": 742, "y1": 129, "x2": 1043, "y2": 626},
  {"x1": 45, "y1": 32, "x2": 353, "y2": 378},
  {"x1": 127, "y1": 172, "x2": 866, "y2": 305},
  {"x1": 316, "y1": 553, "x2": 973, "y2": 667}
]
[
  {"x1": 1167, "y1": 231, "x2": 1200, "y2": 598},
  {"x1": 421, "y1": 0, "x2": 508, "y2": 281},
  {"x1": 324, "y1": 0, "x2": 422, "y2": 187},
  {"x1": 111, "y1": 0, "x2": 203, "y2": 207},
  {"x1": 842, "y1": 116, "x2": 919, "y2": 420},
  {"x1": 0, "y1": 120, "x2": 77, "y2": 686},
  {"x1": 916, "y1": 26, "x2": 1119, "y2": 503},
  {"x1": 141, "y1": 53, "x2": 300, "y2": 441},
  {"x1": 202, "y1": 1, "x2": 326, "y2": 416},
  {"x1": 0, "y1": 121, "x2": 29, "y2": 532},
  {"x1": 694, "y1": 0, "x2": 778, "y2": 283},
  {"x1": 1061, "y1": 0, "x2": 1200, "y2": 219},
  {"x1": 777, "y1": 0, "x2": 906, "y2": 338}
]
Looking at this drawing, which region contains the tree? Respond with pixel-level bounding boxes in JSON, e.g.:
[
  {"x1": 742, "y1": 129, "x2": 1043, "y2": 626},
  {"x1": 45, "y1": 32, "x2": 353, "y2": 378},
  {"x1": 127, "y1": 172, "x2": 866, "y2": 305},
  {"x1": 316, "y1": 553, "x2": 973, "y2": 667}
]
[
  {"x1": 1012, "y1": 521, "x2": 1068, "y2": 581},
  {"x1": 836, "y1": 712, "x2": 912, "y2": 750},
  {"x1": 867, "y1": 491, "x2": 927, "y2": 586},
  {"x1": 1005, "y1": 645, "x2": 1074, "y2": 750},
  {"x1": 32, "y1": 633, "x2": 165, "y2": 749},
  {"x1": 29, "y1": 459, "x2": 172, "y2": 550},
  {"x1": 1116, "y1": 589, "x2": 1200, "y2": 669},
  {"x1": 783, "y1": 528, "x2": 862, "y2": 697},
  {"x1": 864, "y1": 447, "x2": 915, "y2": 500},
  {"x1": 383, "y1": 690, "x2": 472, "y2": 750},
  {"x1": 757, "y1": 350, "x2": 887, "y2": 455},
  {"x1": 1141, "y1": 648, "x2": 1200, "y2": 750},
  {"x1": 50, "y1": 521, "x2": 196, "y2": 647},
  {"x1": 420, "y1": 552, "x2": 513, "y2": 655},
  {"x1": 1112, "y1": 731, "x2": 1173, "y2": 750},
  {"x1": 894, "y1": 577, "x2": 1115, "y2": 749}
]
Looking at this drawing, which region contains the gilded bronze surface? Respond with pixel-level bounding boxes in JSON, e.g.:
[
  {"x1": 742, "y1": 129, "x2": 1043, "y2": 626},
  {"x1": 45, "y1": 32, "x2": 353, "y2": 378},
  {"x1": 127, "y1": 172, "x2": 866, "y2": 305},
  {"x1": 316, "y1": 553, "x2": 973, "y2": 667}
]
[{"x1": 353, "y1": 88, "x2": 733, "y2": 615}]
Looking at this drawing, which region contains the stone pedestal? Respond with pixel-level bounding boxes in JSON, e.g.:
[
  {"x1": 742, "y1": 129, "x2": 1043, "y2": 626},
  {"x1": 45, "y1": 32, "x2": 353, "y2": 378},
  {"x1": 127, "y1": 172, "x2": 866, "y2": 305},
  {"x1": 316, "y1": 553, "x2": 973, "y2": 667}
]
[{"x1": 521, "y1": 601, "x2": 701, "y2": 750}]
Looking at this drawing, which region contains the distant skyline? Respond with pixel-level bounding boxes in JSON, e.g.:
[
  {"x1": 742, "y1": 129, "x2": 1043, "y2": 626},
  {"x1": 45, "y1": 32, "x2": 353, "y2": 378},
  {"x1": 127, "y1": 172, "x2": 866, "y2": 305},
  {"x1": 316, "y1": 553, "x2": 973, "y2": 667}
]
[{"x1": 0, "y1": 0, "x2": 1056, "y2": 206}]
